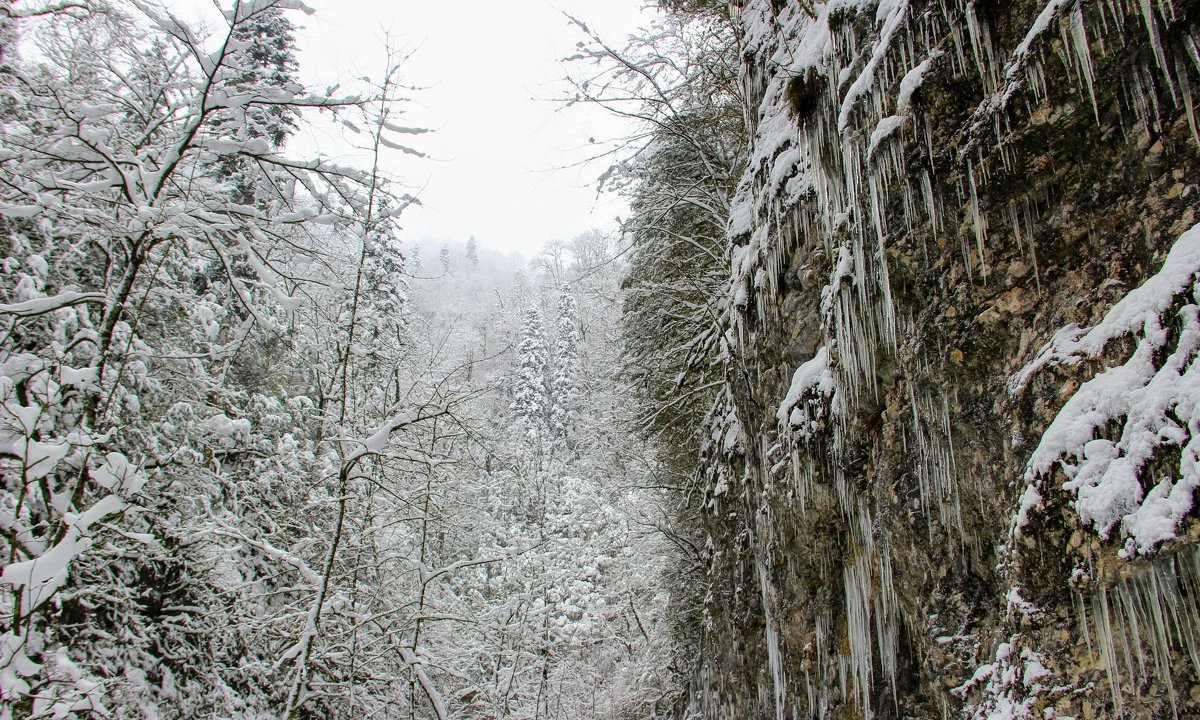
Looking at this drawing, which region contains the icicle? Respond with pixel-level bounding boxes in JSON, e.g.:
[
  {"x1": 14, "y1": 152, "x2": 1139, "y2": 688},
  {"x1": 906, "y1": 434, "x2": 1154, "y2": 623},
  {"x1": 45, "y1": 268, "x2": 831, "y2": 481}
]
[
  {"x1": 967, "y1": 160, "x2": 989, "y2": 284},
  {"x1": 1024, "y1": 196, "x2": 1043, "y2": 292},
  {"x1": 921, "y1": 170, "x2": 939, "y2": 236},
  {"x1": 759, "y1": 557, "x2": 787, "y2": 720},
  {"x1": 1069, "y1": 3, "x2": 1100, "y2": 121},
  {"x1": 1075, "y1": 589, "x2": 1093, "y2": 656},
  {"x1": 1138, "y1": 0, "x2": 1177, "y2": 100},
  {"x1": 874, "y1": 549, "x2": 900, "y2": 709},
  {"x1": 1176, "y1": 56, "x2": 1200, "y2": 150},
  {"x1": 1007, "y1": 201, "x2": 1024, "y2": 253},
  {"x1": 1094, "y1": 587, "x2": 1124, "y2": 712},
  {"x1": 964, "y1": 2, "x2": 996, "y2": 92},
  {"x1": 843, "y1": 551, "x2": 875, "y2": 717},
  {"x1": 1080, "y1": 547, "x2": 1200, "y2": 715}
]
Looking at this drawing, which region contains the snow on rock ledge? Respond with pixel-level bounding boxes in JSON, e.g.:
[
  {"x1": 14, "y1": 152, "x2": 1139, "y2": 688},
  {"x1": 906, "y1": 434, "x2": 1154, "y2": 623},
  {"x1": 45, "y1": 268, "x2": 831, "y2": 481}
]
[{"x1": 1013, "y1": 222, "x2": 1200, "y2": 556}]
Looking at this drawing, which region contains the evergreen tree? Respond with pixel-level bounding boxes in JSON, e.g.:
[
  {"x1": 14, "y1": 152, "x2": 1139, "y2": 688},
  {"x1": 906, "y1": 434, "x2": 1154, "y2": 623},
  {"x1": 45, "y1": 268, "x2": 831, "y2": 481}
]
[
  {"x1": 550, "y1": 286, "x2": 581, "y2": 438},
  {"x1": 358, "y1": 202, "x2": 409, "y2": 353},
  {"x1": 216, "y1": 3, "x2": 301, "y2": 205},
  {"x1": 229, "y1": 4, "x2": 300, "y2": 148},
  {"x1": 512, "y1": 304, "x2": 550, "y2": 434},
  {"x1": 409, "y1": 243, "x2": 423, "y2": 274},
  {"x1": 466, "y1": 235, "x2": 480, "y2": 268}
]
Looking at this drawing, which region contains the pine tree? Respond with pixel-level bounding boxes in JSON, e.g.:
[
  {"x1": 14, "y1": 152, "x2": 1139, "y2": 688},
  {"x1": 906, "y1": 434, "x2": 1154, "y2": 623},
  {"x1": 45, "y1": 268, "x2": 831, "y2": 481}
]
[
  {"x1": 216, "y1": 3, "x2": 301, "y2": 205},
  {"x1": 409, "y1": 243, "x2": 423, "y2": 274},
  {"x1": 230, "y1": 4, "x2": 300, "y2": 148},
  {"x1": 550, "y1": 286, "x2": 581, "y2": 438},
  {"x1": 512, "y1": 304, "x2": 550, "y2": 434},
  {"x1": 359, "y1": 202, "x2": 409, "y2": 350},
  {"x1": 466, "y1": 235, "x2": 480, "y2": 268}
]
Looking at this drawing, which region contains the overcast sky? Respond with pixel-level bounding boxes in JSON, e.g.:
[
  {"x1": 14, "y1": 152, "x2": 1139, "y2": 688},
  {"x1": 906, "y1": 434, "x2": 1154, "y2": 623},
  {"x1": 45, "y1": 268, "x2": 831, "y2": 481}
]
[{"x1": 254, "y1": 0, "x2": 653, "y2": 255}]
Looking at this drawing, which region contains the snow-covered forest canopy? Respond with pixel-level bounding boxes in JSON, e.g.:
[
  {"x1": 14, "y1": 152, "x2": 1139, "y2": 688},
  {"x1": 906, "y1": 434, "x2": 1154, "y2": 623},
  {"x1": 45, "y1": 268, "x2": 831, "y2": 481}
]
[
  {"x1": 5, "y1": 0, "x2": 1200, "y2": 718},
  {"x1": 0, "y1": 0, "x2": 713, "y2": 717}
]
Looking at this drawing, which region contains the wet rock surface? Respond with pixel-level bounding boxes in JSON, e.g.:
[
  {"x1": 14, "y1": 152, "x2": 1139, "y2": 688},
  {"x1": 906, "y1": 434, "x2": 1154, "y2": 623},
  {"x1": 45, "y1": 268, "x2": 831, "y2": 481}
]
[{"x1": 689, "y1": 0, "x2": 1200, "y2": 717}]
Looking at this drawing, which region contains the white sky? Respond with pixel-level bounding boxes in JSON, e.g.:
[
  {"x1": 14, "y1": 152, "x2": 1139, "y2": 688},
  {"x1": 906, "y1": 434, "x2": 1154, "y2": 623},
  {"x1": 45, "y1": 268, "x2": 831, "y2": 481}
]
[{"x1": 264, "y1": 0, "x2": 654, "y2": 255}]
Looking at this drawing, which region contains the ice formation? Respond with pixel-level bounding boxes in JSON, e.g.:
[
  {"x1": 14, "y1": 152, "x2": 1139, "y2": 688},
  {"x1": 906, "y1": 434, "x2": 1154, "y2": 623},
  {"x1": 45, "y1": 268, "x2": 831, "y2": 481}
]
[{"x1": 707, "y1": 0, "x2": 1200, "y2": 715}]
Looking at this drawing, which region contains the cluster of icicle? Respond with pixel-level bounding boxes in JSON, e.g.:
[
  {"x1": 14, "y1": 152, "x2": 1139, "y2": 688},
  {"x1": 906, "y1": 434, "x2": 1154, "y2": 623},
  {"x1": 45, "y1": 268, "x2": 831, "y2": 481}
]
[{"x1": 709, "y1": 0, "x2": 1200, "y2": 717}]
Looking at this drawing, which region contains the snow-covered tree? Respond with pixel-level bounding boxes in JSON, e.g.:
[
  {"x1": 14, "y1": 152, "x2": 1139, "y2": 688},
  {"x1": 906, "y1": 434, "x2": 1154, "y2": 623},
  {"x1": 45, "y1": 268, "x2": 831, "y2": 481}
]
[
  {"x1": 228, "y1": 3, "x2": 299, "y2": 148},
  {"x1": 466, "y1": 235, "x2": 479, "y2": 268},
  {"x1": 408, "y1": 242, "x2": 423, "y2": 274},
  {"x1": 550, "y1": 286, "x2": 581, "y2": 438},
  {"x1": 512, "y1": 304, "x2": 550, "y2": 435},
  {"x1": 0, "y1": 2, "x2": 694, "y2": 716},
  {"x1": 0, "y1": 3, "x2": 438, "y2": 716},
  {"x1": 214, "y1": 2, "x2": 301, "y2": 205}
]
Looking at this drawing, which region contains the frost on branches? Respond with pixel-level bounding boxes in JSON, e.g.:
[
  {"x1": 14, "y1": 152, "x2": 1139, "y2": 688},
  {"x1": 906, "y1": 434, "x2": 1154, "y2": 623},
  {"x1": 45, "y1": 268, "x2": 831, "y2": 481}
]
[
  {"x1": 0, "y1": 1, "x2": 441, "y2": 716},
  {"x1": 0, "y1": 2, "x2": 692, "y2": 718}
]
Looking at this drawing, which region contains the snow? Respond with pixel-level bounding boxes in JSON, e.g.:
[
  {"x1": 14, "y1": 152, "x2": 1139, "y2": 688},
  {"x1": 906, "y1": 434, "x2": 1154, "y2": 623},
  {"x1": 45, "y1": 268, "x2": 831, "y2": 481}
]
[
  {"x1": 777, "y1": 346, "x2": 835, "y2": 429},
  {"x1": 90, "y1": 452, "x2": 149, "y2": 496},
  {"x1": 958, "y1": 636, "x2": 1053, "y2": 720},
  {"x1": 1013, "y1": 223, "x2": 1200, "y2": 390},
  {"x1": 203, "y1": 413, "x2": 252, "y2": 446},
  {"x1": 867, "y1": 114, "x2": 905, "y2": 157},
  {"x1": 382, "y1": 121, "x2": 429, "y2": 135},
  {"x1": 837, "y1": 0, "x2": 910, "y2": 133},
  {"x1": 967, "y1": 0, "x2": 1071, "y2": 124},
  {"x1": 896, "y1": 54, "x2": 939, "y2": 113},
  {"x1": 1013, "y1": 484, "x2": 1042, "y2": 531},
  {"x1": 1012, "y1": 223, "x2": 1200, "y2": 555},
  {"x1": 1, "y1": 463, "x2": 142, "y2": 611},
  {"x1": 0, "y1": 204, "x2": 41, "y2": 218},
  {"x1": 378, "y1": 135, "x2": 426, "y2": 156},
  {"x1": 0, "y1": 291, "x2": 105, "y2": 317},
  {"x1": 353, "y1": 407, "x2": 442, "y2": 458},
  {"x1": 1005, "y1": 587, "x2": 1039, "y2": 618},
  {"x1": 58, "y1": 366, "x2": 98, "y2": 387},
  {"x1": 1010, "y1": 0, "x2": 1071, "y2": 78}
]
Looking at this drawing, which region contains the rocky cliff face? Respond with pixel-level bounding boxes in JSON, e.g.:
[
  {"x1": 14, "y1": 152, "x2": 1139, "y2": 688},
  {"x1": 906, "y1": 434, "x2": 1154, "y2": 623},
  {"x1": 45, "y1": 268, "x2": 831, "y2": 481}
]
[{"x1": 691, "y1": 0, "x2": 1200, "y2": 717}]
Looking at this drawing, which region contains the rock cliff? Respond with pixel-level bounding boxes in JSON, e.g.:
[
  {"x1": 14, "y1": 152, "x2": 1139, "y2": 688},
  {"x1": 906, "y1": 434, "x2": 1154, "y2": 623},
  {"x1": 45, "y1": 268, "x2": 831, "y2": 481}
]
[{"x1": 691, "y1": 0, "x2": 1200, "y2": 717}]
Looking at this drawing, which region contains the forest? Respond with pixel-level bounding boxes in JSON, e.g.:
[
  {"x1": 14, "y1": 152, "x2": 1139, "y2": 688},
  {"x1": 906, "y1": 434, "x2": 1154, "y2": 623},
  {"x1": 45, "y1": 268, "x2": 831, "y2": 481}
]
[
  {"x1": 0, "y1": 0, "x2": 722, "y2": 716},
  {"x1": 4, "y1": 0, "x2": 1200, "y2": 718}
]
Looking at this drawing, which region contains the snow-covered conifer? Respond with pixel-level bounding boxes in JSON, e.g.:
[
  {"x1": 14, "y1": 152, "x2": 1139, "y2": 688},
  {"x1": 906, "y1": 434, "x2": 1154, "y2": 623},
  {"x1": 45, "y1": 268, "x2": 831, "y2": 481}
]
[
  {"x1": 512, "y1": 304, "x2": 550, "y2": 433},
  {"x1": 466, "y1": 235, "x2": 480, "y2": 268},
  {"x1": 550, "y1": 286, "x2": 582, "y2": 437}
]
